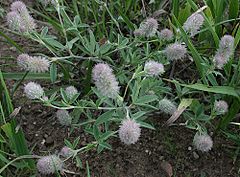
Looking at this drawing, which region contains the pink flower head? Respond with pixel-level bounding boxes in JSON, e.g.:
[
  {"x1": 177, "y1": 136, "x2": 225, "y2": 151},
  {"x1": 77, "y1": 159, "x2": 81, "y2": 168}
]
[
  {"x1": 37, "y1": 155, "x2": 63, "y2": 174},
  {"x1": 92, "y1": 63, "x2": 119, "y2": 99},
  {"x1": 193, "y1": 133, "x2": 213, "y2": 152},
  {"x1": 144, "y1": 60, "x2": 164, "y2": 76},
  {"x1": 119, "y1": 119, "x2": 141, "y2": 145},
  {"x1": 164, "y1": 43, "x2": 187, "y2": 61}
]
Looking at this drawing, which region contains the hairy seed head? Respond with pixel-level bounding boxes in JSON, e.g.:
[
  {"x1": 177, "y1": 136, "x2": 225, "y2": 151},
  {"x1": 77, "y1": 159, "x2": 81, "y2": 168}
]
[
  {"x1": 139, "y1": 18, "x2": 158, "y2": 37},
  {"x1": 218, "y1": 35, "x2": 234, "y2": 58},
  {"x1": 164, "y1": 43, "x2": 187, "y2": 61},
  {"x1": 59, "y1": 146, "x2": 74, "y2": 158},
  {"x1": 159, "y1": 98, "x2": 177, "y2": 115},
  {"x1": 213, "y1": 52, "x2": 227, "y2": 69},
  {"x1": 214, "y1": 100, "x2": 228, "y2": 115},
  {"x1": 37, "y1": 155, "x2": 63, "y2": 175},
  {"x1": 119, "y1": 119, "x2": 141, "y2": 145},
  {"x1": 134, "y1": 29, "x2": 144, "y2": 37},
  {"x1": 24, "y1": 82, "x2": 44, "y2": 99},
  {"x1": 17, "y1": 54, "x2": 30, "y2": 70},
  {"x1": 25, "y1": 56, "x2": 50, "y2": 73},
  {"x1": 183, "y1": 13, "x2": 204, "y2": 37},
  {"x1": 65, "y1": 86, "x2": 78, "y2": 100},
  {"x1": 6, "y1": 11, "x2": 21, "y2": 31},
  {"x1": 144, "y1": 60, "x2": 164, "y2": 76},
  {"x1": 193, "y1": 133, "x2": 213, "y2": 152},
  {"x1": 159, "y1": 28, "x2": 174, "y2": 41},
  {"x1": 56, "y1": 110, "x2": 72, "y2": 126},
  {"x1": 92, "y1": 63, "x2": 119, "y2": 99},
  {"x1": 9, "y1": 1, "x2": 36, "y2": 33},
  {"x1": 11, "y1": 1, "x2": 27, "y2": 13}
]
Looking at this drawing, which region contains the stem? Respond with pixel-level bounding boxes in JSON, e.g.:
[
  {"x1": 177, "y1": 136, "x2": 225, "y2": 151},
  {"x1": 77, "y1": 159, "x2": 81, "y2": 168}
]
[
  {"x1": 12, "y1": 71, "x2": 29, "y2": 96},
  {"x1": 123, "y1": 73, "x2": 135, "y2": 100},
  {"x1": 0, "y1": 155, "x2": 40, "y2": 174},
  {"x1": 41, "y1": 100, "x2": 118, "y2": 110}
]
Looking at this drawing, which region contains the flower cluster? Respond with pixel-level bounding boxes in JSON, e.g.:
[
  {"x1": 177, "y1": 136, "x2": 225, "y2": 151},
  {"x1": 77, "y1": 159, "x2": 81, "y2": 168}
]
[
  {"x1": 65, "y1": 86, "x2": 78, "y2": 100},
  {"x1": 24, "y1": 82, "x2": 44, "y2": 99},
  {"x1": 92, "y1": 63, "x2": 120, "y2": 99},
  {"x1": 183, "y1": 13, "x2": 204, "y2": 37},
  {"x1": 214, "y1": 100, "x2": 228, "y2": 115},
  {"x1": 7, "y1": 1, "x2": 36, "y2": 33},
  {"x1": 37, "y1": 155, "x2": 63, "y2": 175},
  {"x1": 144, "y1": 60, "x2": 164, "y2": 76},
  {"x1": 17, "y1": 54, "x2": 50, "y2": 73},
  {"x1": 59, "y1": 146, "x2": 74, "y2": 158},
  {"x1": 193, "y1": 133, "x2": 213, "y2": 152},
  {"x1": 213, "y1": 35, "x2": 235, "y2": 69},
  {"x1": 119, "y1": 119, "x2": 141, "y2": 145},
  {"x1": 159, "y1": 28, "x2": 174, "y2": 41},
  {"x1": 56, "y1": 110, "x2": 72, "y2": 126},
  {"x1": 164, "y1": 43, "x2": 187, "y2": 61},
  {"x1": 134, "y1": 18, "x2": 158, "y2": 37},
  {"x1": 159, "y1": 98, "x2": 176, "y2": 115}
]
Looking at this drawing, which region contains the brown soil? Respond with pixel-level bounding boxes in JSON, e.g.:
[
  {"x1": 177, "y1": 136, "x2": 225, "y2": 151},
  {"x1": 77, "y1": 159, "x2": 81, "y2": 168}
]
[{"x1": 14, "y1": 96, "x2": 240, "y2": 177}]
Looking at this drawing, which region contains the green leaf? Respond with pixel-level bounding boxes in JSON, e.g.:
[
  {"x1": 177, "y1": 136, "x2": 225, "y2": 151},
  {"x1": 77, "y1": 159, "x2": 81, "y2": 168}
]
[
  {"x1": 50, "y1": 63, "x2": 57, "y2": 83},
  {"x1": 138, "y1": 121, "x2": 155, "y2": 130},
  {"x1": 132, "y1": 111, "x2": 147, "y2": 119},
  {"x1": 3, "y1": 72, "x2": 50, "y2": 80},
  {"x1": 94, "y1": 110, "x2": 115, "y2": 125},
  {"x1": 229, "y1": 0, "x2": 239, "y2": 19},
  {"x1": 99, "y1": 142, "x2": 112, "y2": 150},
  {"x1": 178, "y1": 2, "x2": 191, "y2": 25},
  {"x1": 135, "y1": 95, "x2": 158, "y2": 104},
  {"x1": 181, "y1": 83, "x2": 239, "y2": 98}
]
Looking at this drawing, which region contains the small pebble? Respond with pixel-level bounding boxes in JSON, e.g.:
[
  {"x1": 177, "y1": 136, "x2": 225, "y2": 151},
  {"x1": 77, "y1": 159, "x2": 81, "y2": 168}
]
[
  {"x1": 193, "y1": 152, "x2": 199, "y2": 159},
  {"x1": 45, "y1": 137, "x2": 54, "y2": 146},
  {"x1": 188, "y1": 146, "x2": 192, "y2": 151}
]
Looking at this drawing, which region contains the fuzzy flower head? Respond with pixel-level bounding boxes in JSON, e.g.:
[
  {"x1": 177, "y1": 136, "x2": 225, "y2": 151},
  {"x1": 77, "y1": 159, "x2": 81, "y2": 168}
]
[
  {"x1": 218, "y1": 35, "x2": 235, "y2": 57},
  {"x1": 164, "y1": 43, "x2": 187, "y2": 61},
  {"x1": 10, "y1": 1, "x2": 28, "y2": 13},
  {"x1": 24, "y1": 82, "x2": 44, "y2": 99},
  {"x1": 28, "y1": 56, "x2": 49, "y2": 73},
  {"x1": 65, "y1": 86, "x2": 78, "y2": 100},
  {"x1": 213, "y1": 52, "x2": 227, "y2": 69},
  {"x1": 159, "y1": 98, "x2": 177, "y2": 115},
  {"x1": 8, "y1": 1, "x2": 36, "y2": 33},
  {"x1": 92, "y1": 63, "x2": 120, "y2": 99},
  {"x1": 59, "y1": 146, "x2": 74, "y2": 158},
  {"x1": 56, "y1": 110, "x2": 72, "y2": 126},
  {"x1": 144, "y1": 60, "x2": 164, "y2": 76},
  {"x1": 183, "y1": 13, "x2": 204, "y2": 37},
  {"x1": 213, "y1": 35, "x2": 234, "y2": 69},
  {"x1": 17, "y1": 53, "x2": 29, "y2": 70},
  {"x1": 17, "y1": 54, "x2": 50, "y2": 73},
  {"x1": 159, "y1": 28, "x2": 174, "y2": 41},
  {"x1": 214, "y1": 100, "x2": 228, "y2": 115},
  {"x1": 134, "y1": 29, "x2": 144, "y2": 37},
  {"x1": 37, "y1": 155, "x2": 63, "y2": 175},
  {"x1": 6, "y1": 11, "x2": 21, "y2": 31},
  {"x1": 139, "y1": 18, "x2": 158, "y2": 37},
  {"x1": 119, "y1": 119, "x2": 141, "y2": 145},
  {"x1": 193, "y1": 133, "x2": 213, "y2": 152}
]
